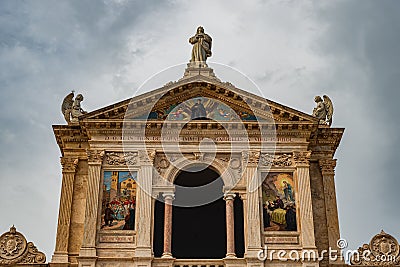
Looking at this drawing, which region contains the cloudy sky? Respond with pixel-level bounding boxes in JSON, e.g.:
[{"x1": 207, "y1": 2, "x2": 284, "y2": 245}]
[{"x1": 1, "y1": 0, "x2": 400, "y2": 260}]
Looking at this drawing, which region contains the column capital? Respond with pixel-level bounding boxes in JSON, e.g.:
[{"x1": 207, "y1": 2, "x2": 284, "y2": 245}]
[
  {"x1": 162, "y1": 192, "x2": 175, "y2": 201},
  {"x1": 223, "y1": 192, "x2": 236, "y2": 201},
  {"x1": 319, "y1": 158, "x2": 337, "y2": 175},
  {"x1": 60, "y1": 157, "x2": 79, "y2": 173},
  {"x1": 87, "y1": 149, "x2": 104, "y2": 164},
  {"x1": 139, "y1": 149, "x2": 156, "y2": 165},
  {"x1": 242, "y1": 150, "x2": 260, "y2": 166},
  {"x1": 293, "y1": 150, "x2": 311, "y2": 166}
]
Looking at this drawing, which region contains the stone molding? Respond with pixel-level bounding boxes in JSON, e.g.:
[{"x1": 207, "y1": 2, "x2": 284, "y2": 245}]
[{"x1": 0, "y1": 226, "x2": 46, "y2": 265}]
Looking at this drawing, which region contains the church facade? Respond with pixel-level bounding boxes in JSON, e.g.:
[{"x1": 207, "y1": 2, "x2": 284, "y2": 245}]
[
  {"x1": 4, "y1": 28, "x2": 400, "y2": 267},
  {"x1": 47, "y1": 54, "x2": 346, "y2": 266}
]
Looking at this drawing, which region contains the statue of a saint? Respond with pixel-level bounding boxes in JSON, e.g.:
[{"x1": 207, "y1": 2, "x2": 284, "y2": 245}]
[{"x1": 189, "y1": 26, "x2": 212, "y2": 63}]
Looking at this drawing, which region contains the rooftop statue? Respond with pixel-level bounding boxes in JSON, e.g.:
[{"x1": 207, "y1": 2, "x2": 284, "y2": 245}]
[
  {"x1": 189, "y1": 26, "x2": 212, "y2": 64},
  {"x1": 312, "y1": 95, "x2": 333, "y2": 126},
  {"x1": 61, "y1": 91, "x2": 87, "y2": 124}
]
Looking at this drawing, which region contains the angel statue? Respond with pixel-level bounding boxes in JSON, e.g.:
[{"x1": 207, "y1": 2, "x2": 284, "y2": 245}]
[
  {"x1": 312, "y1": 95, "x2": 333, "y2": 126},
  {"x1": 61, "y1": 91, "x2": 87, "y2": 123}
]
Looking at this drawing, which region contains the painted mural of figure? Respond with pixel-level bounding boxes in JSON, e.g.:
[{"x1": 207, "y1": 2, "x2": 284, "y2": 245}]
[
  {"x1": 123, "y1": 208, "x2": 135, "y2": 230},
  {"x1": 115, "y1": 205, "x2": 125, "y2": 220},
  {"x1": 189, "y1": 26, "x2": 212, "y2": 63},
  {"x1": 263, "y1": 204, "x2": 271, "y2": 228},
  {"x1": 285, "y1": 205, "x2": 297, "y2": 231},
  {"x1": 103, "y1": 203, "x2": 114, "y2": 227},
  {"x1": 170, "y1": 107, "x2": 189, "y2": 120},
  {"x1": 283, "y1": 181, "x2": 294, "y2": 202},
  {"x1": 268, "y1": 196, "x2": 284, "y2": 211},
  {"x1": 191, "y1": 99, "x2": 207, "y2": 119}
]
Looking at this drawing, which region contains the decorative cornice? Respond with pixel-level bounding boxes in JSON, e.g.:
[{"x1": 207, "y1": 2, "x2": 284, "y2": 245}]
[
  {"x1": 293, "y1": 151, "x2": 311, "y2": 166},
  {"x1": 0, "y1": 226, "x2": 46, "y2": 265}
]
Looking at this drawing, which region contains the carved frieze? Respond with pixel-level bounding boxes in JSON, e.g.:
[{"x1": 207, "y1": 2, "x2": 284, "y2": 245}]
[
  {"x1": 105, "y1": 152, "x2": 138, "y2": 166},
  {"x1": 259, "y1": 153, "x2": 293, "y2": 167},
  {"x1": 0, "y1": 226, "x2": 46, "y2": 265},
  {"x1": 351, "y1": 230, "x2": 400, "y2": 266}
]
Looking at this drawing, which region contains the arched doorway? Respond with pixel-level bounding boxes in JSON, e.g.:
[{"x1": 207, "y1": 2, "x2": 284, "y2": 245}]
[{"x1": 172, "y1": 167, "x2": 226, "y2": 259}]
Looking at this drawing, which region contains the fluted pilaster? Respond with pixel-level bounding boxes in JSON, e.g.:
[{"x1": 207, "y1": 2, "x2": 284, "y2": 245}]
[
  {"x1": 51, "y1": 157, "x2": 79, "y2": 263},
  {"x1": 78, "y1": 150, "x2": 104, "y2": 265},
  {"x1": 242, "y1": 151, "x2": 262, "y2": 258},
  {"x1": 320, "y1": 158, "x2": 343, "y2": 263},
  {"x1": 293, "y1": 151, "x2": 316, "y2": 249}
]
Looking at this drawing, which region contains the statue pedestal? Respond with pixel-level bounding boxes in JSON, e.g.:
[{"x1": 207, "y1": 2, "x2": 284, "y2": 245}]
[{"x1": 181, "y1": 62, "x2": 220, "y2": 81}]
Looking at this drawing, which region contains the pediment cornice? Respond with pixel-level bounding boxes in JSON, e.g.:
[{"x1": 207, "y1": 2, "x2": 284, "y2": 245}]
[{"x1": 80, "y1": 75, "x2": 318, "y2": 124}]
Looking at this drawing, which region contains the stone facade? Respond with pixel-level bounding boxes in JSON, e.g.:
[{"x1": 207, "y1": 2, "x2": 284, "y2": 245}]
[{"x1": 46, "y1": 65, "x2": 348, "y2": 267}]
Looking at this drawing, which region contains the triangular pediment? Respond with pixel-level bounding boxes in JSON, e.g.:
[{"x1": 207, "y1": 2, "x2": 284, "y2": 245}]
[{"x1": 81, "y1": 75, "x2": 317, "y2": 124}]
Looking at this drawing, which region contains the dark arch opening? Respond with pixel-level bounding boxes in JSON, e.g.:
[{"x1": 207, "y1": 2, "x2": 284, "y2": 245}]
[{"x1": 173, "y1": 167, "x2": 226, "y2": 259}]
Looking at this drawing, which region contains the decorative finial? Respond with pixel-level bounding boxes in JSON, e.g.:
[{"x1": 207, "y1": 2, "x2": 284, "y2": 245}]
[{"x1": 9, "y1": 225, "x2": 16, "y2": 234}]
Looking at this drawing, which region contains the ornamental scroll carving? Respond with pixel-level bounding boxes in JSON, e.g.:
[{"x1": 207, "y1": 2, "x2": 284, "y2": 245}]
[
  {"x1": 0, "y1": 226, "x2": 46, "y2": 265},
  {"x1": 351, "y1": 230, "x2": 400, "y2": 266},
  {"x1": 259, "y1": 153, "x2": 293, "y2": 167},
  {"x1": 105, "y1": 152, "x2": 138, "y2": 166}
]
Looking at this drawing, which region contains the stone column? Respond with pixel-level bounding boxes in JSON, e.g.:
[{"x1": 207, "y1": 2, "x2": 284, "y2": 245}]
[
  {"x1": 162, "y1": 193, "x2": 175, "y2": 259},
  {"x1": 224, "y1": 192, "x2": 236, "y2": 258},
  {"x1": 78, "y1": 150, "x2": 104, "y2": 267},
  {"x1": 135, "y1": 150, "x2": 155, "y2": 260},
  {"x1": 51, "y1": 157, "x2": 79, "y2": 264},
  {"x1": 293, "y1": 151, "x2": 317, "y2": 250},
  {"x1": 320, "y1": 158, "x2": 343, "y2": 263},
  {"x1": 242, "y1": 151, "x2": 263, "y2": 261}
]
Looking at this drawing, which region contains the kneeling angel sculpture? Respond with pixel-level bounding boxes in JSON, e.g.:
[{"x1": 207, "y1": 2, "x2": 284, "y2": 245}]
[{"x1": 61, "y1": 91, "x2": 87, "y2": 123}]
